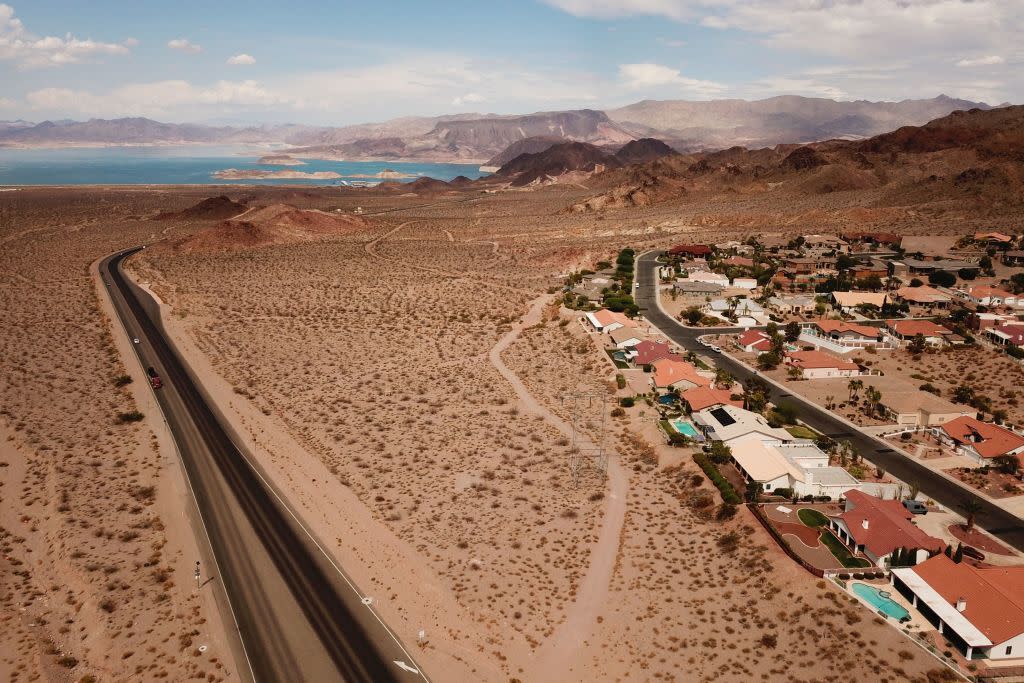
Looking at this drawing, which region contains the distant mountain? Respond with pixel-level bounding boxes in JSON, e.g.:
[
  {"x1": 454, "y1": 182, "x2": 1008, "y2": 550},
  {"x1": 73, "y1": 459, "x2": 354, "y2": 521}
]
[
  {"x1": 607, "y1": 94, "x2": 989, "y2": 151},
  {"x1": 484, "y1": 135, "x2": 566, "y2": 167},
  {"x1": 566, "y1": 104, "x2": 1024, "y2": 213},
  {"x1": 492, "y1": 137, "x2": 679, "y2": 186},
  {"x1": 613, "y1": 138, "x2": 678, "y2": 165},
  {"x1": 0, "y1": 96, "x2": 996, "y2": 163}
]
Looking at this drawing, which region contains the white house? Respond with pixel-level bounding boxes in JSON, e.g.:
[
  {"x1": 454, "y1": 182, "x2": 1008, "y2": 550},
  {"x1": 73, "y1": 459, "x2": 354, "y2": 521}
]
[
  {"x1": 584, "y1": 308, "x2": 638, "y2": 334},
  {"x1": 784, "y1": 350, "x2": 861, "y2": 379},
  {"x1": 692, "y1": 405, "x2": 792, "y2": 443},
  {"x1": 729, "y1": 438, "x2": 863, "y2": 498},
  {"x1": 689, "y1": 271, "x2": 731, "y2": 287},
  {"x1": 891, "y1": 554, "x2": 1024, "y2": 661},
  {"x1": 608, "y1": 326, "x2": 643, "y2": 349},
  {"x1": 732, "y1": 277, "x2": 758, "y2": 290},
  {"x1": 768, "y1": 295, "x2": 816, "y2": 315}
]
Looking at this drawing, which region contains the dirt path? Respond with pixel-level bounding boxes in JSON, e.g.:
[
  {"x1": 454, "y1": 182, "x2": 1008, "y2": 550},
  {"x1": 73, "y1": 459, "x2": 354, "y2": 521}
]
[{"x1": 488, "y1": 295, "x2": 628, "y2": 683}]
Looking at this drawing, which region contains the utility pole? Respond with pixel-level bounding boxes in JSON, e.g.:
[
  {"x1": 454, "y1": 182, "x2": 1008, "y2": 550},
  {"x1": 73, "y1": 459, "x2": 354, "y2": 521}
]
[
  {"x1": 194, "y1": 560, "x2": 201, "y2": 589},
  {"x1": 561, "y1": 391, "x2": 609, "y2": 488}
]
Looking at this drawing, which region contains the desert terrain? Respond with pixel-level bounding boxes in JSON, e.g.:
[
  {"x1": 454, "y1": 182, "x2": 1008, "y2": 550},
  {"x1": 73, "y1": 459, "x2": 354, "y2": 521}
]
[{"x1": 3, "y1": 122, "x2": 1018, "y2": 681}]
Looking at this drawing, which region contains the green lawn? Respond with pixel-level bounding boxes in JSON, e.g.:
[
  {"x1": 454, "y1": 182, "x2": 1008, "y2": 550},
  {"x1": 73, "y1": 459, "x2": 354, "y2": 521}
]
[
  {"x1": 786, "y1": 425, "x2": 819, "y2": 439},
  {"x1": 819, "y1": 530, "x2": 871, "y2": 568},
  {"x1": 798, "y1": 508, "x2": 829, "y2": 527}
]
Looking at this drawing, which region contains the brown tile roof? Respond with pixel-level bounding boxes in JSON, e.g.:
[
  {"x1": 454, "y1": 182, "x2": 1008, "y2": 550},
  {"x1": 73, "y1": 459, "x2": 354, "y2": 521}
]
[
  {"x1": 813, "y1": 320, "x2": 879, "y2": 338},
  {"x1": 886, "y1": 319, "x2": 951, "y2": 338},
  {"x1": 786, "y1": 349, "x2": 859, "y2": 370},
  {"x1": 895, "y1": 285, "x2": 950, "y2": 304},
  {"x1": 913, "y1": 553, "x2": 1024, "y2": 644},
  {"x1": 723, "y1": 256, "x2": 755, "y2": 268},
  {"x1": 939, "y1": 416, "x2": 1024, "y2": 459},
  {"x1": 680, "y1": 387, "x2": 743, "y2": 412},
  {"x1": 838, "y1": 491, "x2": 944, "y2": 558}
]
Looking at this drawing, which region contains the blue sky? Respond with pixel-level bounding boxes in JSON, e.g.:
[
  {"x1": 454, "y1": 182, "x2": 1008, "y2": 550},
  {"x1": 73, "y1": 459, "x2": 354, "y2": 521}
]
[{"x1": 0, "y1": 1, "x2": 1019, "y2": 125}]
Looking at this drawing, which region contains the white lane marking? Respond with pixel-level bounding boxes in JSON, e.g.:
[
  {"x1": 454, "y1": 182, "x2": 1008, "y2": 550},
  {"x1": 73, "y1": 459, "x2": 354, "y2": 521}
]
[{"x1": 394, "y1": 661, "x2": 420, "y2": 674}]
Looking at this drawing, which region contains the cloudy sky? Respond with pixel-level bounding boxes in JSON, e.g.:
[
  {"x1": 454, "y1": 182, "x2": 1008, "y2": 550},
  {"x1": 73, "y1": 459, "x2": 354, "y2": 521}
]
[{"x1": 1, "y1": 0, "x2": 1020, "y2": 125}]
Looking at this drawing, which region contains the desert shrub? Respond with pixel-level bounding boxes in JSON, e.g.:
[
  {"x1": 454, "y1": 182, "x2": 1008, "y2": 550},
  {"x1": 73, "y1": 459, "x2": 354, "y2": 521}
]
[
  {"x1": 113, "y1": 374, "x2": 133, "y2": 387},
  {"x1": 689, "y1": 474, "x2": 704, "y2": 487},
  {"x1": 619, "y1": 396, "x2": 635, "y2": 408},
  {"x1": 615, "y1": 373, "x2": 626, "y2": 389},
  {"x1": 717, "y1": 531, "x2": 741, "y2": 552},
  {"x1": 116, "y1": 410, "x2": 144, "y2": 424},
  {"x1": 610, "y1": 407, "x2": 625, "y2": 417},
  {"x1": 715, "y1": 503, "x2": 737, "y2": 521},
  {"x1": 759, "y1": 634, "x2": 778, "y2": 648}
]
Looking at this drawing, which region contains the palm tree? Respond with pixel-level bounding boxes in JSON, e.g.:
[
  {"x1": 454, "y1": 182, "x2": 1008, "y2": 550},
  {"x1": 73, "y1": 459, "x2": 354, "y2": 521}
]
[
  {"x1": 865, "y1": 386, "x2": 882, "y2": 417},
  {"x1": 847, "y1": 378, "x2": 863, "y2": 402},
  {"x1": 958, "y1": 499, "x2": 983, "y2": 532}
]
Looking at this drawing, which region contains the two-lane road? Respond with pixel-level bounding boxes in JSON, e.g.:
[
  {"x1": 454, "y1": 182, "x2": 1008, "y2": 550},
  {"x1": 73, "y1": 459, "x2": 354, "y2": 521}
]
[
  {"x1": 636, "y1": 250, "x2": 1024, "y2": 551},
  {"x1": 100, "y1": 247, "x2": 428, "y2": 683}
]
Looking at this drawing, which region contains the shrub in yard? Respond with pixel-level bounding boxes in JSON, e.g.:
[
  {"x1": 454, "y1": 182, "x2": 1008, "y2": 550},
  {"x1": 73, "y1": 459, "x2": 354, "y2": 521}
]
[
  {"x1": 615, "y1": 373, "x2": 626, "y2": 389},
  {"x1": 773, "y1": 487, "x2": 794, "y2": 499},
  {"x1": 692, "y1": 453, "x2": 741, "y2": 504},
  {"x1": 838, "y1": 573, "x2": 850, "y2": 580},
  {"x1": 852, "y1": 572, "x2": 864, "y2": 580}
]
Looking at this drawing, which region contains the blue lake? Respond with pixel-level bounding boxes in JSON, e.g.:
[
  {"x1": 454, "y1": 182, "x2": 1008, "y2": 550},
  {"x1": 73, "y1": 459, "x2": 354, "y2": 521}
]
[{"x1": 0, "y1": 145, "x2": 485, "y2": 186}]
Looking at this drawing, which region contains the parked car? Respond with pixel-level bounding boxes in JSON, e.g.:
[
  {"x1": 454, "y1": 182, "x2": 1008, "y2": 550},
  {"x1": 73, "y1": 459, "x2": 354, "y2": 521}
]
[
  {"x1": 902, "y1": 500, "x2": 928, "y2": 515},
  {"x1": 961, "y1": 545, "x2": 985, "y2": 561},
  {"x1": 710, "y1": 345, "x2": 722, "y2": 353}
]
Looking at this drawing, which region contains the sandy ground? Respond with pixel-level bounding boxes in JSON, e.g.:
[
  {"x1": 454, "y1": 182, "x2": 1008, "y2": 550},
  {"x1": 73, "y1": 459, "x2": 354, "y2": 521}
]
[{"x1": 0, "y1": 183, "x2": 980, "y2": 682}]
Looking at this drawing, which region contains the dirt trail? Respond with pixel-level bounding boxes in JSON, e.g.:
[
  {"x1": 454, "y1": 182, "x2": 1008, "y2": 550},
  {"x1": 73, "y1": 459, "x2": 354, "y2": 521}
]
[{"x1": 488, "y1": 295, "x2": 628, "y2": 683}]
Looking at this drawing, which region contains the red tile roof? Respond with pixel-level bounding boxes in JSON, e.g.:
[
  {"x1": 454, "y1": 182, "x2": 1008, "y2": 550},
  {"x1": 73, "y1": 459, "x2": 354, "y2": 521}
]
[
  {"x1": 651, "y1": 358, "x2": 711, "y2": 389},
  {"x1": 939, "y1": 416, "x2": 1024, "y2": 459},
  {"x1": 967, "y1": 285, "x2": 1014, "y2": 300},
  {"x1": 838, "y1": 490, "x2": 944, "y2": 558},
  {"x1": 591, "y1": 308, "x2": 638, "y2": 329},
  {"x1": 786, "y1": 349, "x2": 859, "y2": 370},
  {"x1": 886, "y1": 319, "x2": 951, "y2": 338},
  {"x1": 737, "y1": 329, "x2": 772, "y2": 350},
  {"x1": 680, "y1": 386, "x2": 743, "y2": 412},
  {"x1": 912, "y1": 553, "x2": 1024, "y2": 644},
  {"x1": 632, "y1": 340, "x2": 676, "y2": 366},
  {"x1": 995, "y1": 324, "x2": 1024, "y2": 346}
]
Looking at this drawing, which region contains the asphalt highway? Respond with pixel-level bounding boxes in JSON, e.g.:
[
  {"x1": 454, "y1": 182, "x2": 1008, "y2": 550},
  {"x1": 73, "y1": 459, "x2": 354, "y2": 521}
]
[
  {"x1": 636, "y1": 250, "x2": 1024, "y2": 551},
  {"x1": 100, "y1": 247, "x2": 428, "y2": 683}
]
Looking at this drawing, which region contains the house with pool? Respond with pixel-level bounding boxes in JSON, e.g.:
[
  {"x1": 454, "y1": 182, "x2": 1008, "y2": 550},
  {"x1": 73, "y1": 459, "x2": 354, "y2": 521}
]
[
  {"x1": 692, "y1": 405, "x2": 792, "y2": 443},
  {"x1": 891, "y1": 554, "x2": 1024, "y2": 661},
  {"x1": 728, "y1": 437, "x2": 864, "y2": 498},
  {"x1": 828, "y1": 490, "x2": 944, "y2": 568}
]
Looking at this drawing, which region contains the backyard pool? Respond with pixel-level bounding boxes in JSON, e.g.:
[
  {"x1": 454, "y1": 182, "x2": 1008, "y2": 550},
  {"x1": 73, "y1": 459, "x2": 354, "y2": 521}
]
[
  {"x1": 672, "y1": 418, "x2": 703, "y2": 441},
  {"x1": 852, "y1": 583, "x2": 910, "y2": 621}
]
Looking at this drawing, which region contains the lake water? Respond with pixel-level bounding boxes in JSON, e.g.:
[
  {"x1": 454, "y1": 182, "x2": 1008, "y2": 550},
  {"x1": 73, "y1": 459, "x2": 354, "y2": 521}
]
[{"x1": 0, "y1": 145, "x2": 485, "y2": 186}]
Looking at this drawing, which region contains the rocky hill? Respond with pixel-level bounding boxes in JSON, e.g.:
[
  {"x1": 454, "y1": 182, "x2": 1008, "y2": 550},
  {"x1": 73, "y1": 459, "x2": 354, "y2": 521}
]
[
  {"x1": 566, "y1": 104, "x2": 1024, "y2": 213},
  {"x1": 485, "y1": 135, "x2": 566, "y2": 167},
  {"x1": 613, "y1": 138, "x2": 679, "y2": 165},
  {"x1": 153, "y1": 195, "x2": 248, "y2": 221}
]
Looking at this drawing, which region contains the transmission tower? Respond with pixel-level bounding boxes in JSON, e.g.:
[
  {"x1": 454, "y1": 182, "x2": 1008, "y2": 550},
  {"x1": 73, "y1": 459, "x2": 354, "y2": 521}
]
[{"x1": 561, "y1": 391, "x2": 609, "y2": 487}]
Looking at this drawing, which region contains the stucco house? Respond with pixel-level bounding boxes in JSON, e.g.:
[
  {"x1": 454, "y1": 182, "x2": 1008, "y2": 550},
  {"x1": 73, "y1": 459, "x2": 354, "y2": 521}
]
[
  {"x1": 650, "y1": 358, "x2": 712, "y2": 391},
  {"x1": 692, "y1": 405, "x2": 792, "y2": 443},
  {"x1": 608, "y1": 326, "x2": 643, "y2": 349},
  {"x1": 891, "y1": 554, "x2": 1024, "y2": 661},
  {"x1": 584, "y1": 308, "x2": 638, "y2": 333},
  {"x1": 935, "y1": 416, "x2": 1024, "y2": 465},
  {"x1": 831, "y1": 291, "x2": 889, "y2": 312},
  {"x1": 784, "y1": 350, "x2": 861, "y2": 379},
  {"x1": 878, "y1": 391, "x2": 973, "y2": 428},
  {"x1": 828, "y1": 490, "x2": 944, "y2": 569},
  {"x1": 737, "y1": 329, "x2": 773, "y2": 353},
  {"x1": 729, "y1": 438, "x2": 862, "y2": 498},
  {"x1": 885, "y1": 319, "x2": 954, "y2": 347}
]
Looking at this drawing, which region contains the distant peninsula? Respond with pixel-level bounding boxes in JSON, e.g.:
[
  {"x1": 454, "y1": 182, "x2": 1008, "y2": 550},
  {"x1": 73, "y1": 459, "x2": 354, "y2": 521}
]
[
  {"x1": 213, "y1": 168, "x2": 341, "y2": 180},
  {"x1": 258, "y1": 154, "x2": 305, "y2": 166}
]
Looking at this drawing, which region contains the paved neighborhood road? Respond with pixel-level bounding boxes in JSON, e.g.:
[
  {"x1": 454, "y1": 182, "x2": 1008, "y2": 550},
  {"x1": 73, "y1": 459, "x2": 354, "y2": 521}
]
[
  {"x1": 636, "y1": 250, "x2": 1024, "y2": 552},
  {"x1": 101, "y1": 247, "x2": 428, "y2": 683}
]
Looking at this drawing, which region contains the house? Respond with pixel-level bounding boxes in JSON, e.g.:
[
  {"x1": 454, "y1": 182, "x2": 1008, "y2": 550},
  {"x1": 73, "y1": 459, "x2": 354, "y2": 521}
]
[
  {"x1": 688, "y1": 271, "x2": 731, "y2": 287},
  {"x1": 608, "y1": 326, "x2": 643, "y2": 349},
  {"x1": 570, "y1": 282, "x2": 605, "y2": 303},
  {"x1": 729, "y1": 439, "x2": 863, "y2": 498},
  {"x1": 1002, "y1": 250, "x2": 1024, "y2": 266},
  {"x1": 737, "y1": 329, "x2": 773, "y2": 353},
  {"x1": 584, "y1": 308, "x2": 638, "y2": 333},
  {"x1": 900, "y1": 235, "x2": 958, "y2": 259},
  {"x1": 969, "y1": 311, "x2": 1018, "y2": 331},
  {"x1": 843, "y1": 231, "x2": 901, "y2": 247},
  {"x1": 631, "y1": 340, "x2": 679, "y2": 367},
  {"x1": 878, "y1": 391, "x2": 973, "y2": 427},
  {"x1": 803, "y1": 234, "x2": 849, "y2": 253},
  {"x1": 958, "y1": 285, "x2": 1017, "y2": 307},
  {"x1": 732, "y1": 277, "x2": 758, "y2": 290},
  {"x1": 767, "y1": 295, "x2": 816, "y2": 315},
  {"x1": 669, "y1": 244, "x2": 713, "y2": 258},
  {"x1": 895, "y1": 258, "x2": 977, "y2": 275},
  {"x1": 885, "y1": 319, "x2": 953, "y2": 347},
  {"x1": 831, "y1": 291, "x2": 889, "y2": 312},
  {"x1": 692, "y1": 405, "x2": 792, "y2": 443},
  {"x1": 895, "y1": 286, "x2": 952, "y2": 309},
  {"x1": 935, "y1": 416, "x2": 1024, "y2": 465},
  {"x1": 974, "y1": 232, "x2": 1014, "y2": 247},
  {"x1": 986, "y1": 324, "x2": 1024, "y2": 348},
  {"x1": 723, "y1": 255, "x2": 755, "y2": 268},
  {"x1": 891, "y1": 554, "x2": 1024, "y2": 661},
  {"x1": 851, "y1": 260, "x2": 890, "y2": 281},
  {"x1": 828, "y1": 491, "x2": 944, "y2": 569},
  {"x1": 785, "y1": 256, "x2": 837, "y2": 274},
  {"x1": 680, "y1": 386, "x2": 743, "y2": 413},
  {"x1": 785, "y1": 350, "x2": 861, "y2": 379},
  {"x1": 808, "y1": 320, "x2": 881, "y2": 344},
  {"x1": 650, "y1": 358, "x2": 712, "y2": 391},
  {"x1": 674, "y1": 280, "x2": 724, "y2": 296},
  {"x1": 705, "y1": 298, "x2": 764, "y2": 317}
]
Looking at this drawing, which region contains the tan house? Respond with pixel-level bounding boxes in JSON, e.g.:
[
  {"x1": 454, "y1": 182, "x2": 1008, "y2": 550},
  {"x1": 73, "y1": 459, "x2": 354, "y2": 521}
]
[
  {"x1": 831, "y1": 291, "x2": 889, "y2": 312},
  {"x1": 878, "y1": 391, "x2": 973, "y2": 427}
]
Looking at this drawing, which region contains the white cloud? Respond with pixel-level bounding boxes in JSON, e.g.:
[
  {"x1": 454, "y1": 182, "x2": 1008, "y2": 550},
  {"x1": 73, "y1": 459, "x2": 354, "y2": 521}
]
[
  {"x1": 956, "y1": 55, "x2": 1004, "y2": 67},
  {"x1": 618, "y1": 63, "x2": 725, "y2": 98},
  {"x1": 227, "y1": 53, "x2": 255, "y2": 65},
  {"x1": 0, "y1": 3, "x2": 133, "y2": 68},
  {"x1": 451, "y1": 92, "x2": 484, "y2": 107},
  {"x1": 168, "y1": 38, "x2": 202, "y2": 54}
]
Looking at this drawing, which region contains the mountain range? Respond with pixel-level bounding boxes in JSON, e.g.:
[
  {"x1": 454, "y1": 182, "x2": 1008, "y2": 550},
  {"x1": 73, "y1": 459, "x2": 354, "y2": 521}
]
[{"x1": 0, "y1": 95, "x2": 997, "y2": 162}]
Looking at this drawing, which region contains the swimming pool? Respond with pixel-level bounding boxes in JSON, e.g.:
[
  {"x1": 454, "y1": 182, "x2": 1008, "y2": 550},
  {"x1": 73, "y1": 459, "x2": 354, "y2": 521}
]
[
  {"x1": 852, "y1": 583, "x2": 910, "y2": 621},
  {"x1": 672, "y1": 418, "x2": 702, "y2": 440}
]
